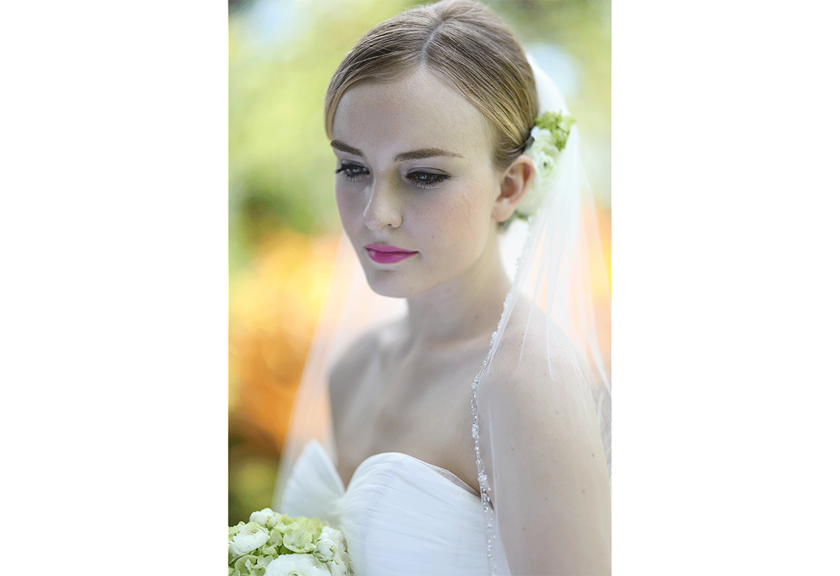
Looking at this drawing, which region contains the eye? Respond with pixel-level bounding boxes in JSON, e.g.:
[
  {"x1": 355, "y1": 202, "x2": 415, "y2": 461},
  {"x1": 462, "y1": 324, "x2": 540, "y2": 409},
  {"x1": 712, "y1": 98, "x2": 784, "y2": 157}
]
[
  {"x1": 335, "y1": 162, "x2": 369, "y2": 181},
  {"x1": 407, "y1": 171, "x2": 449, "y2": 189}
]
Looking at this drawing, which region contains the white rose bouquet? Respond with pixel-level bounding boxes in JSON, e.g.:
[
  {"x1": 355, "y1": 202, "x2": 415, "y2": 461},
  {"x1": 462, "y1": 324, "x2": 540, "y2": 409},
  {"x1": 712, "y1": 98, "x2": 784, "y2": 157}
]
[{"x1": 229, "y1": 508, "x2": 353, "y2": 576}]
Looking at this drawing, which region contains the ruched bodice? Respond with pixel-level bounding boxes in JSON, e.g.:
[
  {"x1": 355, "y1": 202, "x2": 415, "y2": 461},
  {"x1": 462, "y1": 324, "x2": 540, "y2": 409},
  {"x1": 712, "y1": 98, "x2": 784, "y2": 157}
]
[{"x1": 280, "y1": 441, "x2": 509, "y2": 575}]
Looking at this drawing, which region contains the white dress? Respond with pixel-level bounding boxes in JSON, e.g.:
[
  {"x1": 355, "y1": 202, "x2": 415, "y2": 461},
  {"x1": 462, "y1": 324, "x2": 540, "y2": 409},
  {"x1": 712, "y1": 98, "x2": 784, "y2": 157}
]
[{"x1": 281, "y1": 441, "x2": 510, "y2": 576}]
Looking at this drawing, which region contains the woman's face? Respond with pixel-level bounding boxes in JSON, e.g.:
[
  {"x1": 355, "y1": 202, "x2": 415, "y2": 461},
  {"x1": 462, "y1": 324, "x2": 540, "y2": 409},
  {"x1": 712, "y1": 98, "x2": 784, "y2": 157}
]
[{"x1": 331, "y1": 68, "x2": 503, "y2": 299}]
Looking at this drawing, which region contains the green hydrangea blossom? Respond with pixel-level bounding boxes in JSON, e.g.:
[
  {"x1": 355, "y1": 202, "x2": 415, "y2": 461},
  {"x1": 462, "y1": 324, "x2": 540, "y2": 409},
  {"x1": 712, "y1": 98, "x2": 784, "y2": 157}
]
[
  {"x1": 533, "y1": 111, "x2": 576, "y2": 153},
  {"x1": 282, "y1": 521, "x2": 317, "y2": 553},
  {"x1": 233, "y1": 554, "x2": 260, "y2": 576}
]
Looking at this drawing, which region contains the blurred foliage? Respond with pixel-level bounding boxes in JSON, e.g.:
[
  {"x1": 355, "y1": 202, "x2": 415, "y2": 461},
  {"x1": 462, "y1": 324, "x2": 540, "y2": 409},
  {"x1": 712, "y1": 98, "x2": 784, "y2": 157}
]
[
  {"x1": 229, "y1": 0, "x2": 610, "y2": 525},
  {"x1": 228, "y1": 230, "x2": 338, "y2": 524}
]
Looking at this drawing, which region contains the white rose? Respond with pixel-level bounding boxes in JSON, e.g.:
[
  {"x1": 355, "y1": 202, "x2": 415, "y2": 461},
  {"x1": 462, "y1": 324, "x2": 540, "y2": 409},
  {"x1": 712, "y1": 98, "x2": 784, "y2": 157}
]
[
  {"x1": 327, "y1": 556, "x2": 351, "y2": 576},
  {"x1": 250, "y1": 507, "x2": 277, "y2": 527},
  {"x1": 264, "y1": 554, "x2": 331, "y2": 576},
  {"x1": 229, "y1": 522, "x2": 270, "y2": 556},
  {"x1": 318, "y1": 527, "x2": 345, "y2": 546},
  {"x1": 520, "y1": 127, "x2": 560, "y2": 217},
  {"x1": 313, "y1": 538, "x2": 337, "y2": 563}
]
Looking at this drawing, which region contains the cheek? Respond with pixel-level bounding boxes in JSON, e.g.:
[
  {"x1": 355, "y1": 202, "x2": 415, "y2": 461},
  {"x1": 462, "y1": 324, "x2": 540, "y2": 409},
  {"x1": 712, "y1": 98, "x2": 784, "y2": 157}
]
[
  {"x1": 450, "y1": 178, "x2": 495, "y2": 230},
  {"x1": 418, "y1": 186, "x2": 493, "y2": 251},
  {"x1": 335, "y1": 183, "x2": 364, "y2": 229}
]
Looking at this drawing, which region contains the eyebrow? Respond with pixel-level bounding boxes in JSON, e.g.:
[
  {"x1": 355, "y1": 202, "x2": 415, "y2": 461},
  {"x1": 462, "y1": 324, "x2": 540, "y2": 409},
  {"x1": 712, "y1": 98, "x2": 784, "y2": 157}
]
[
  {"x1": 393, "y1": 148, "x2": 464, "y2": 161},
  {"x1": 330, "y1": 140, "x2": 365, "y2": 158},
  {"x1": 330, "y1": 139, "x2": 464, "y2": 162}
]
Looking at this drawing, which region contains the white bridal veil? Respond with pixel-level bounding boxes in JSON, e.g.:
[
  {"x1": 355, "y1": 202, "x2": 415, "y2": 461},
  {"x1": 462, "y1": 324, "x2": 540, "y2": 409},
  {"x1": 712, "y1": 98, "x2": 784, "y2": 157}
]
[{"x1": 273, "y1": 55, "x2": 611, "y2": 574}]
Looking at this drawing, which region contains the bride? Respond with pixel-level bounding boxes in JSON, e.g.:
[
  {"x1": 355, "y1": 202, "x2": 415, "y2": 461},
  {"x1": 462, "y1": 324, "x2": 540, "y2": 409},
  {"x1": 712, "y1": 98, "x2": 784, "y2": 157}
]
[{"x1": 275, "y1": 1, "x2": 611, "y2": 574}]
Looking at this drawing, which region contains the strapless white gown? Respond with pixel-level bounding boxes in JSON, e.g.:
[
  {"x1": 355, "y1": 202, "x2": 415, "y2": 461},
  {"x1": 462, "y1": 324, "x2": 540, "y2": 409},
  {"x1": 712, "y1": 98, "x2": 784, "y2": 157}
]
[{"x1": 280, "y1": 441, "x2": 510, "y2": 576}]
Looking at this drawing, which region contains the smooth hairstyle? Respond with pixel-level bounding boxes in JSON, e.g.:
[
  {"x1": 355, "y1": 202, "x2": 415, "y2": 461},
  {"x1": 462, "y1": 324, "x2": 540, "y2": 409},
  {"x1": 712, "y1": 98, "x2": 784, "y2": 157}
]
[{"x1": 324, "y1": 0, "x2": 538, "y2": 171}]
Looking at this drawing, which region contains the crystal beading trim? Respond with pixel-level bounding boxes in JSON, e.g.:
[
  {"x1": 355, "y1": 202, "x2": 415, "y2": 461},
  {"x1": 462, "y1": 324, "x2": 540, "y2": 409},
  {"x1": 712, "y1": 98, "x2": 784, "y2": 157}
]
[{"x1": 470, "y1": 215, "x2": 539, "y2": 575}]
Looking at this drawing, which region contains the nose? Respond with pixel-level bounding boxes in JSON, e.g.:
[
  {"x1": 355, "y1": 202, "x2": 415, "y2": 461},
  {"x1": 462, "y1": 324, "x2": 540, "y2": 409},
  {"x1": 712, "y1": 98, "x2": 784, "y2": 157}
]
[{"x1": 363, "y1": 179, "x2": 402, "y2": 230}]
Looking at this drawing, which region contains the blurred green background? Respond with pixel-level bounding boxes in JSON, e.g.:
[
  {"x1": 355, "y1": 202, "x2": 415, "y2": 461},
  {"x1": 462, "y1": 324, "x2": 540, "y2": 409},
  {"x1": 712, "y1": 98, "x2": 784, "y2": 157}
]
[{"x1": 228, "y1": 0, "x2": 611, "y2": 525}]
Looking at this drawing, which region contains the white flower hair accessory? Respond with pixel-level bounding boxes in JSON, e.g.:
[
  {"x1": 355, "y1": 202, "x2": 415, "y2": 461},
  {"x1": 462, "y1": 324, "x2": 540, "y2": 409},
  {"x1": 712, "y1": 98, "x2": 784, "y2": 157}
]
[{"x1": 515, "y1": 111, "x2": 576, "y2": 220}]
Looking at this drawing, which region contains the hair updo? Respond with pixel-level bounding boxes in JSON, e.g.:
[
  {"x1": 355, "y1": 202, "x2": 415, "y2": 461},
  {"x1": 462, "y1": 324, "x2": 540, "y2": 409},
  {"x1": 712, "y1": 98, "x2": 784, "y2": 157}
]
[{"x1": 324, "y1": 0, "x2": 539, "y2": 171}]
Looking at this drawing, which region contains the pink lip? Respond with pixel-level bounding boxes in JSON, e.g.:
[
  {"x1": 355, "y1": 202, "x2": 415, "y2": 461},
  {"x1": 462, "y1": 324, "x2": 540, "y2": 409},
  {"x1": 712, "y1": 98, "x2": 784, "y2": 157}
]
[{"x1": 364, "y1": 244, "x2": 418, "y2": 264}]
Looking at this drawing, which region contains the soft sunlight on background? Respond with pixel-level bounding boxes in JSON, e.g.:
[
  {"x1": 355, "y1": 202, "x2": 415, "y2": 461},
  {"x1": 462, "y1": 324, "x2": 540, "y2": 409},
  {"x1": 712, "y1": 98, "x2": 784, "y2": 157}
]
[{"x1": 228, "y1": 0, "x2": 611, "y2": 524}]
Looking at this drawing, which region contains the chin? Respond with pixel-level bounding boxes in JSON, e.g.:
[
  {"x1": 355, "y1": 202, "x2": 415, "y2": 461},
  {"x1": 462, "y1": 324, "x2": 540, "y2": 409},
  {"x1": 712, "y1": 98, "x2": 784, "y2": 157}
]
[
  {"x1": 362, "y1": 268, "x2": 419, "y2": 299},
  {"x1": 355, "y1": 245, "x2": 432, "y2": 299}
]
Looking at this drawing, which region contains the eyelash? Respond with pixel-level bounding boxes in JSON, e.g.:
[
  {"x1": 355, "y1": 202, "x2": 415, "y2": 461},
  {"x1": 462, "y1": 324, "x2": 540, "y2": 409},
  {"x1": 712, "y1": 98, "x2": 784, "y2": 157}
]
[
  {"x1": 335, "y1": 163, "x2": 449, "y2": 189},
  {"x1": 407, "y1": 171, "x2": 449, "y2": 189},
  {"x1": 335, "y1": 163, "x2": 368, "y2": 181}
]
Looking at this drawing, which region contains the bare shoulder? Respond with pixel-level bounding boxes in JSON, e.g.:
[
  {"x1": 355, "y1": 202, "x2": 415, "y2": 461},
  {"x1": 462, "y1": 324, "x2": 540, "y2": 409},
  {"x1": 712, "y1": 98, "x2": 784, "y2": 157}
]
[
  {"x1": 478, "y1": 304, "x2": 608, "y2": 513},
  {"x1": 481, "y1": 306, "x2": 586, "y2": 409},
  {"x1": 478, "y1": 307, "x2": 611, "y2": 574}
]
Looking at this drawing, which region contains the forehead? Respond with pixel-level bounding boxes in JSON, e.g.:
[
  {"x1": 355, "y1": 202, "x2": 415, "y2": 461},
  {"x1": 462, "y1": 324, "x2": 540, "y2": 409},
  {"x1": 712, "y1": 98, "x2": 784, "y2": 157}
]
[{"x1": 332, "y1": 67, "x2": 494, "y2": 161}]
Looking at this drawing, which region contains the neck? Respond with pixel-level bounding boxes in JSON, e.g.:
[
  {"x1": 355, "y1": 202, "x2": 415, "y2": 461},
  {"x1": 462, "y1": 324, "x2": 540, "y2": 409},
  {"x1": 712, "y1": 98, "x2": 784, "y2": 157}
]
[{"x1": 403, "y1": 235, "x2": 511, "y2": 348}]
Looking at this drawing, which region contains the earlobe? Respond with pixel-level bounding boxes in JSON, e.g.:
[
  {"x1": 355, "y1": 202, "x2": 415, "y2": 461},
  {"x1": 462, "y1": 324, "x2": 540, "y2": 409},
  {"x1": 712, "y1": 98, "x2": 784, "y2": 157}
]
[{"x1": 492, "y1": 156, "x2": 536, "y2": 222}]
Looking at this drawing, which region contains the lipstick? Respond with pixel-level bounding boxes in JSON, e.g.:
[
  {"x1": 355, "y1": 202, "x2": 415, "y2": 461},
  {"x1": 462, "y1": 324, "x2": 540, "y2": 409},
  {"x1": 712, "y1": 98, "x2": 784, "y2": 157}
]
[{"x1": 364, "y1": 244, "x2": 418, "y2": 264}]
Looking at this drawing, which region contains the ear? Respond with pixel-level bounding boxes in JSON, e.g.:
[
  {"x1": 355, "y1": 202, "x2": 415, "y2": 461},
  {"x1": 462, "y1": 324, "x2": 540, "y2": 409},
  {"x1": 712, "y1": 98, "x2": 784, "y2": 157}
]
[{"x1": 492, "y1": 155, "x2": 536, "y2": 223}]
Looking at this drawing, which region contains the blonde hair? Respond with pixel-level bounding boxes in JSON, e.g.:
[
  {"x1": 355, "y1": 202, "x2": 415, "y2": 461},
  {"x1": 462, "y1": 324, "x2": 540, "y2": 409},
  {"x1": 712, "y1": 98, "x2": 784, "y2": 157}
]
[{"x1": 324, "y1": 0, "x2": 538, "y2": 170}]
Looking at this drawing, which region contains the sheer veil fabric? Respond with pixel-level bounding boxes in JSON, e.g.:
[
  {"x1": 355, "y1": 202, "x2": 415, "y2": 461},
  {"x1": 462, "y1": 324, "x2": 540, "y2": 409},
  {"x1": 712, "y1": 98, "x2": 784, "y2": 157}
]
[{"x1": 274, "y1": 55, "x2": 611, "y2": 573}]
